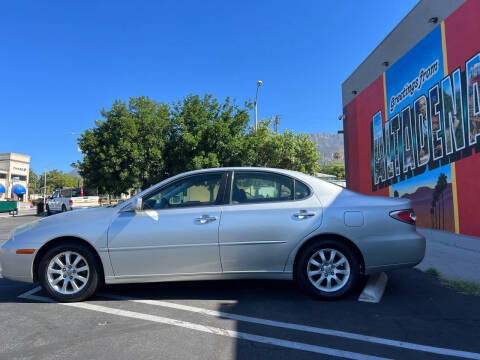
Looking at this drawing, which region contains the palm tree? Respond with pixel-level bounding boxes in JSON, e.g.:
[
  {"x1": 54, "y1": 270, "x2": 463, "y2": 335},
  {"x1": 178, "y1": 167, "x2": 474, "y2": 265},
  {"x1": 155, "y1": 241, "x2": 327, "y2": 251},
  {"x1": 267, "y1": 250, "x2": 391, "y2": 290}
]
[
  {"x1": 437, "y1": 173, "x2": 448, "y2": 230},
  {"x1": 433, "y1": 173, "x2": 448, "y2": 230},
  {"x1": 432, "y1": 190, "x2": 439, "y2": 229},
  {"x1": 430, "y1": 203, "x2": 435, "y2": 228}
]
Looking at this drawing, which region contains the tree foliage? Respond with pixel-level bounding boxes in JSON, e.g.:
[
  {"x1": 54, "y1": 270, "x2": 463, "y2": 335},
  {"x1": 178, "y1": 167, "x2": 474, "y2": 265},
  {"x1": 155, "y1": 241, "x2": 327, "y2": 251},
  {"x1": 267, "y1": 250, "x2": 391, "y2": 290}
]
[
  {"x1": 431, "y1": 172, "x2": 448, "y2": 230},
  {"x1": 242, "y1": 119, "x2": 320, "y2": 175},
  {"x1": 77, "y1": 94, "x2": 321, "y2": 195},
  {"x1": 320, "y1": 162, "x2": 345, "y2": 180},
  {"x1": 28, "y1": 168, "x2": 39, "y2": 194}
]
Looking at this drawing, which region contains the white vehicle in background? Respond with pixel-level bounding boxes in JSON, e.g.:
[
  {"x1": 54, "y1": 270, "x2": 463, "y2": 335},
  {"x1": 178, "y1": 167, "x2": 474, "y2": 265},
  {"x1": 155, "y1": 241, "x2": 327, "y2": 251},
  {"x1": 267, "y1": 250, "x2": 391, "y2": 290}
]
[{"x1": 46, "y1": 188, "x2": 100, "y2": 215}]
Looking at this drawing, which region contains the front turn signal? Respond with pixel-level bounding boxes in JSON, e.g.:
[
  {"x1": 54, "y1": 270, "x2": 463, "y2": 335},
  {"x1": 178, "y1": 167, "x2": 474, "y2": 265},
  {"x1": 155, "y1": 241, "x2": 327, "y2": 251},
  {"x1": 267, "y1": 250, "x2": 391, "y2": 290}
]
[{"x1": 16, "y1": 249, "x2": 36, "y2": 254}]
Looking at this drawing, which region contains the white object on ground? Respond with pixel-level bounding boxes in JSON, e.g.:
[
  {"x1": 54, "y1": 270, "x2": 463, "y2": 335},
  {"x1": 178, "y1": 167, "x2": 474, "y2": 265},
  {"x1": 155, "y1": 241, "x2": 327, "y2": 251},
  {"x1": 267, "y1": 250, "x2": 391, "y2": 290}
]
[{"x1": 358, "y1": 272, "x2": 388, "y2": 303}]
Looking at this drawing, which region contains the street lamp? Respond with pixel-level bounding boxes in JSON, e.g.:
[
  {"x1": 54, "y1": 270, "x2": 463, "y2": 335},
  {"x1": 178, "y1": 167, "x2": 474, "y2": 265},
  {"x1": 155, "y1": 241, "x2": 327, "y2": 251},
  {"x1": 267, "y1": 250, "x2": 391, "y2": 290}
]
[{"x1": 254, "y1": 80, "x2": 263, "y2": 131}]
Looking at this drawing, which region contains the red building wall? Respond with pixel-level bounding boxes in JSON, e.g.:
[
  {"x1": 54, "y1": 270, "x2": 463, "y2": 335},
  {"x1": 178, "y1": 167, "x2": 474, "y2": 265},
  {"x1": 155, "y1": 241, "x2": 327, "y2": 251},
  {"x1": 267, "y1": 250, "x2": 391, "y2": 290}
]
[
  {"x1": 444, "y1": 0, "x2": 480, "y2": 237},
  {"x1": 343, "y1": 0, "x2": 480, "y2": 237}
]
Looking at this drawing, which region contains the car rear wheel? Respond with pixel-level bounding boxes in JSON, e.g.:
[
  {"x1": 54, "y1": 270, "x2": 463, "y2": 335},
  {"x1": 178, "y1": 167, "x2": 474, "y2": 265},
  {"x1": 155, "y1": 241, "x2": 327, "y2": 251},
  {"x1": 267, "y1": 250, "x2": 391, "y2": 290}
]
[
  {"x1": 38, "y1": 242, "x2": 101, "y2": 302},
  {"x1": 61, "y1": 205, "x2": 67, "y2": 212},
  {"x1": 295, "y1": 239, "x2": 360, "y2": 300}
]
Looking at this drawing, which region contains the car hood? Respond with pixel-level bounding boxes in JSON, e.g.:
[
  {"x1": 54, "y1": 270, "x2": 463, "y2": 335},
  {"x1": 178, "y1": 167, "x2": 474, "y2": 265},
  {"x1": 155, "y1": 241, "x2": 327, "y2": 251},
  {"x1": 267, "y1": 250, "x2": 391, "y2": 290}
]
[
  {"x1": 10, "y1": 207, "x2": 119, "y2": 249},
  {"x1": 39, "y1": 206, "x2": 118, "y2": 226}
]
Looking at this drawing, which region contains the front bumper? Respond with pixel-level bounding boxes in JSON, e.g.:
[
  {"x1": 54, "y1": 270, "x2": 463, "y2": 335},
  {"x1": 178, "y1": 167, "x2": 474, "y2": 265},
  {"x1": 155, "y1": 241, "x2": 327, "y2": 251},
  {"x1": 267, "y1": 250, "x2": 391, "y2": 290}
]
[{"x1": 0, "y1": 238, "x2": 35, "y2": 283}]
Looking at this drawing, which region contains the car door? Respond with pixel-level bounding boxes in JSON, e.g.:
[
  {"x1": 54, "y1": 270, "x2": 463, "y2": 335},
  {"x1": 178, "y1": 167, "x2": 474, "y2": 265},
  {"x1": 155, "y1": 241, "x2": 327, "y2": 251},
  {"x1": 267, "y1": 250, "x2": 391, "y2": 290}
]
[
  {"x1": 219, "y1": 171, "x2": 323, "y2": 272},
  {"x1": 50, "y1": 190, "x2": 60, "y2": 211},
  {"x1": 108, "y1": 172, "x2": 227, "y2": 277}
]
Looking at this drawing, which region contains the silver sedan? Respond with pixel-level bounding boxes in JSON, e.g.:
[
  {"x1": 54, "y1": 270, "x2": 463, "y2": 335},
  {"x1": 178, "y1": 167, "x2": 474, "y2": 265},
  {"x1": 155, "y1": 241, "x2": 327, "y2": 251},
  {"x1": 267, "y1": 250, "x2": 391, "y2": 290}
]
[{"x1": 0, "y1": 168, "x2": 425, "y2": 302}]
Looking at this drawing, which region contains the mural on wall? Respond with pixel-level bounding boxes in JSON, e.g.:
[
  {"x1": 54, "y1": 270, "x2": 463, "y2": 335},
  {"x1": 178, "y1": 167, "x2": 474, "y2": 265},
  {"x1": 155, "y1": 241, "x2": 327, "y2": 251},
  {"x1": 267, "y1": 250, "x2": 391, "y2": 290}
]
[{"x1": 369, "y1": 20, "x2": 480, "y2": 233}]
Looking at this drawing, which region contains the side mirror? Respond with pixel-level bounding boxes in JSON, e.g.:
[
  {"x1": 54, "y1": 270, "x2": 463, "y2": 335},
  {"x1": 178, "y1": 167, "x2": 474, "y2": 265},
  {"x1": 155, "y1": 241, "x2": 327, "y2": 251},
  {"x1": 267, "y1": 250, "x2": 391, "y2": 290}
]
[{"x1": 121, "y1": 197, "x2": 142, "y2": 212}]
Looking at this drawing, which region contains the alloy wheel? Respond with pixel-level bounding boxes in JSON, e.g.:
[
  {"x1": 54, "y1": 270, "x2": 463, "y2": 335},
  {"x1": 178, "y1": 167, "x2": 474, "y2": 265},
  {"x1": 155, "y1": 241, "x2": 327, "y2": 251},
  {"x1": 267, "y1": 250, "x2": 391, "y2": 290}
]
[
  {"x1": 46, "y1": 251, "x2": 90, "y2": 295},
  {"x1": 307, "y1": 248, "x2": 351, "y2": 292}
]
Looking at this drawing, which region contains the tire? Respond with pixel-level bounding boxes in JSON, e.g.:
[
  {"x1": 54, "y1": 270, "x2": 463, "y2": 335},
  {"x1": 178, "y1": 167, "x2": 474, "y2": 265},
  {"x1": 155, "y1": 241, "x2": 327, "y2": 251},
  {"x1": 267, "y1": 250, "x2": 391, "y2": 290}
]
[
  {"x1": 61, "y1": 205, "x2": 67, "y2": 212},
  {"x1": 46, "y1": 205, "x2": 51, "y2": 216},
  {"x1": 38, "y1": 242, "x2": 101, "y2": 302},
  {"x1": 294, "y1": 239, "x2": 360, "y2": 300}
]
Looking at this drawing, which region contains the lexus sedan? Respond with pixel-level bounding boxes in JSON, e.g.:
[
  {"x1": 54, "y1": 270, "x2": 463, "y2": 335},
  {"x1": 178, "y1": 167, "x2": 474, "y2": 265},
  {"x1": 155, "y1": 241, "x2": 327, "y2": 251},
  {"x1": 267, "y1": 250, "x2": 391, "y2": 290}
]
[{"x1": 0, "y1": 168, "x2": 425, "y2": 302}]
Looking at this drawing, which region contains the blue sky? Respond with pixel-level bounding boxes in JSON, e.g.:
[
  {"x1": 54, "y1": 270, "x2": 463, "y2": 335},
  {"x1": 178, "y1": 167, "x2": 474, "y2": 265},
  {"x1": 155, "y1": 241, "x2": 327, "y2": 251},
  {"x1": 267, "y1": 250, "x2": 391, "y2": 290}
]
[{"x1": 1, "y1": 0, "x2": 417, "y2": 173}]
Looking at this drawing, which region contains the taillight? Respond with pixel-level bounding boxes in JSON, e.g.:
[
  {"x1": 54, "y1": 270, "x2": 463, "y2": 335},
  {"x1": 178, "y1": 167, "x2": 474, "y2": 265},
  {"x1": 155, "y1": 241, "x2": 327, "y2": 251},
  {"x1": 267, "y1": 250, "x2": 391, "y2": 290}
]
[
  {"x1": 69, "y1": 199, "x2": 73, "y2": 205},
  {"x1": 390, "y1": 209, "x2": 416, "y2": 225},
  {"x1": 98, "y1": 198, "x2": 101, "y2": 204}
]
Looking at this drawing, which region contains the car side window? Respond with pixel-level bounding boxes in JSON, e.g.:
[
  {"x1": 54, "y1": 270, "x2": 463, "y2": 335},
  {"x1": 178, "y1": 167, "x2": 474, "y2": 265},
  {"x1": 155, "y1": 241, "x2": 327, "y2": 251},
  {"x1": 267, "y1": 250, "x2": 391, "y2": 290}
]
[
  {"x1": 142, "y1": 173, "x2": 224, "y2": 210},
  {"x1": 231, "y1": 172, "x2": 293, "y2": 204},
  {"x1": 294, "y1": 179, "x2": 311, "y2": 200},
  {"x1": 52, "y1": 191, "x2": 59, "y2": 198}
]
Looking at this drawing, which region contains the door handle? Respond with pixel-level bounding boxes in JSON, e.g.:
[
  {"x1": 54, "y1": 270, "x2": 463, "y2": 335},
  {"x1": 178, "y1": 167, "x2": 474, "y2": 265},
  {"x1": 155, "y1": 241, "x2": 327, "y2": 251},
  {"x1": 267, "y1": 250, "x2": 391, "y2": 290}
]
[
  {"x1": 195, "y1": 215, "x2": 217, "y2": 224},
  {"x1": 293, "y1": 210, "x2": 316, "y2": 219}
]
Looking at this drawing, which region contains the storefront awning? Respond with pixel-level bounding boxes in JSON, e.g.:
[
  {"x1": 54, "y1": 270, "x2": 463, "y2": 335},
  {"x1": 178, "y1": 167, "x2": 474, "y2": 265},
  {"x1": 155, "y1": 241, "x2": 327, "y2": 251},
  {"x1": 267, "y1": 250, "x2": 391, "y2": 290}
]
[
  {"x1": 0, "y1": 184, "x2": 5, "y2": 193},
  {"x1": 12, "y1": 184, "x2": 26, "y2": 195}
]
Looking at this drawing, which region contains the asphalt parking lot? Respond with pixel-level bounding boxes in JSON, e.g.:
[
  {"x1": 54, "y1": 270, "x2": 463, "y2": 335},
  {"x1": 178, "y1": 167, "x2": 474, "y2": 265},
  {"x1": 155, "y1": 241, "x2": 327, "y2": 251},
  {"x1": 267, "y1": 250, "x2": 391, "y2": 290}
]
[{"x1": 1, "y1": 215, "x2": 480, "y2": 360}]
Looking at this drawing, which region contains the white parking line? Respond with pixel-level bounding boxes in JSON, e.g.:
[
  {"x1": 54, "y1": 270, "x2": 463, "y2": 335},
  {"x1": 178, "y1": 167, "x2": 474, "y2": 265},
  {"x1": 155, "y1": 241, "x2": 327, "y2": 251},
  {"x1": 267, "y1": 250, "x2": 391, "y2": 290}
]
[
  {"x1": 18, "y1": 288, "x2": 388, "y2": 360},
  {"x1": 101, "y1": 293, "x2": 480, "y2": 360}
]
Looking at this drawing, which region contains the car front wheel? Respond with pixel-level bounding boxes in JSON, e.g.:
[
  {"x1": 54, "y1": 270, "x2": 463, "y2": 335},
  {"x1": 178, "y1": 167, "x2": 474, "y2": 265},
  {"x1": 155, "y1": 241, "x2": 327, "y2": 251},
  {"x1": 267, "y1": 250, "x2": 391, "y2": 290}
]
[
  {"x1": 38, "y1": 242, "x2": 101, "y2": 302},
  {"x1": 295, "y1": 239, "x2": 360, "y2": 300}
]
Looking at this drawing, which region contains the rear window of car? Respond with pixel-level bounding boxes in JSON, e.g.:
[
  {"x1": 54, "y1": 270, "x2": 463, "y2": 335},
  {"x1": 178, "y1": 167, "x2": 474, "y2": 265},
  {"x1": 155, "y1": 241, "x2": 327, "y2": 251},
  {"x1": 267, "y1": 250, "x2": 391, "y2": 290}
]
[
  {"x1": 72, "y1": 188, "x2": 82, "y2": 197},
  {"x1": 60, "y1": 189, "x2": 72, "y2": 198},
  {"x1": 294, "y1": 180, "x2": 311, "y2": 200},
  {"x1": 231, "y1": 172, "x2": 293, "y2": 204},
  {"x1": 83, "y1": 188, "x2": 97, "y2": 196}
]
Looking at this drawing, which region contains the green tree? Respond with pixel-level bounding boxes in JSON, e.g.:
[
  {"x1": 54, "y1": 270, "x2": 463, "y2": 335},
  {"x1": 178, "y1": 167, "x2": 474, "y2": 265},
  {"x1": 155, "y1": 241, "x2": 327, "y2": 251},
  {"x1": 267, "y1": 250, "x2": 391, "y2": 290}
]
[
  {"x1": 28, "y1": 168, "x2": 39, "y2": 194},
  {"x1": 164, "y1": 94, "x2": 251, "y2": 176},
  {"x1": 45, "y1": 170, "x2": 77, "y2": 194},
  {"x1": 240, "y1": 119, "x2": 320, "y2": 174},
  {"x1": 320, "y1": 162, "x2": 345, "y2": 180},
  {"x1": 77, "y1": 96, "x2": 171, "y2": 194},
  {"x1": 333, "y1": 152, "x2": 341, "y2": 160},
  {"x1": 77, "y1": 94, "x2": 321, "y2": 194}
]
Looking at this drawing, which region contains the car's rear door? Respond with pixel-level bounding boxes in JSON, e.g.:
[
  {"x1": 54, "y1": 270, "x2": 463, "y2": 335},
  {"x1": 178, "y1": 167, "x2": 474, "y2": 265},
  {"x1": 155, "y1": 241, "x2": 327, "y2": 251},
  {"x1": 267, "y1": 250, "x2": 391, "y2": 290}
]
[
  {"x1": 219, "y1": 171, "x2": 322, "y2": 272},
  {"x1": 108, "y1": 172, "x2": 227, "y2": 277}
]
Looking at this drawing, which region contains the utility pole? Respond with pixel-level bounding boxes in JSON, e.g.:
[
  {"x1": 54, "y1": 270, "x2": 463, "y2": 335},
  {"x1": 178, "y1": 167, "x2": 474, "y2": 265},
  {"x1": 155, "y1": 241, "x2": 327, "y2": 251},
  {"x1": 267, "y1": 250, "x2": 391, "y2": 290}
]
[
  {"x1": 43, "y1": 168, "x2": 47, "y2": 208},
  {"x1": 254, "y1": 80, "x2": 263, "y2": 131},
  {"x1": 274, "y1": 115, "x2": 280, "y2": 134}
]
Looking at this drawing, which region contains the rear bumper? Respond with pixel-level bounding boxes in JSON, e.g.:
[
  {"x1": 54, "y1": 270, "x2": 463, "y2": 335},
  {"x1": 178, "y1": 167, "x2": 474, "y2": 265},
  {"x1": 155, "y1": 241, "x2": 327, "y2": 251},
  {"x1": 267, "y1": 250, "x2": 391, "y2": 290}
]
[
  {"x1": 71, "y1": 204, "x2": 100, "y2": 210},
  {"x1": 361, "y1": 230, "x2": 426, "y2": 274}
]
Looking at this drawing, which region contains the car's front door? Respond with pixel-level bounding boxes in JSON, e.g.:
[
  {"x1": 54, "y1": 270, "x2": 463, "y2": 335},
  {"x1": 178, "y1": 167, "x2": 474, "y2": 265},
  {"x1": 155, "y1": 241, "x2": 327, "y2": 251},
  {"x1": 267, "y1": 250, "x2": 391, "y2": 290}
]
[
  {"x1": 108, "y1": 172, "x2": 227, "y2": 277},
  {"x1": 219, "y1": 171, "x2": 323, "y2": 272},
  {"x1": 50, "y1": 191, "x2": 60, "y2": 211}
]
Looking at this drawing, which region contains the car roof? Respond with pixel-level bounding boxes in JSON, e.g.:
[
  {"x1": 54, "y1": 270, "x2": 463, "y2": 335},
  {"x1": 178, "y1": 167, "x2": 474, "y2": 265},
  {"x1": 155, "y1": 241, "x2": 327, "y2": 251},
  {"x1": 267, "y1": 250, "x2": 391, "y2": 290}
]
[{"x1": 175, "y1": 167, "x2": 307, "y2": 177}]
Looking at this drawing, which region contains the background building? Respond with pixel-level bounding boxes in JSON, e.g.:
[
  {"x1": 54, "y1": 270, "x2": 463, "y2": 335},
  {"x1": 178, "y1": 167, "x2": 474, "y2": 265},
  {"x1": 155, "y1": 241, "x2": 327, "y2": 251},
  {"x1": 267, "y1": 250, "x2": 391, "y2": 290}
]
[
  {"x1": 341, "y1": 0, "x2": 480, "y2": 237},
  {"x1": 0, "y1": 153, "x2": 30, "y2": 202}
]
